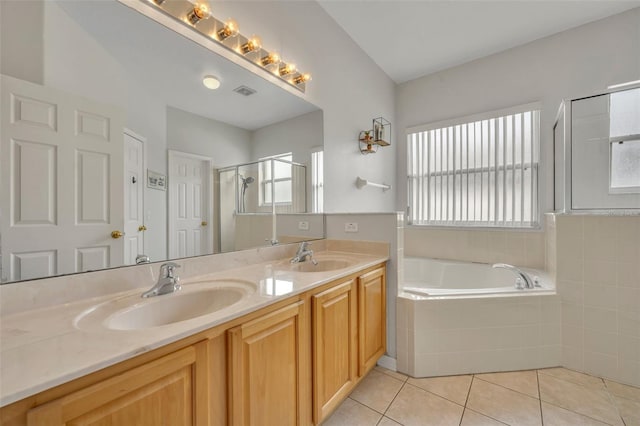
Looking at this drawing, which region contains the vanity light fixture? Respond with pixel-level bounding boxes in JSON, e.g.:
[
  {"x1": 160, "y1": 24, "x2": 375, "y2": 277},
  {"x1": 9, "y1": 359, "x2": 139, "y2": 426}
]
[
  {"x1": 240, "y1": 35, "x2": 262, "y2": 54},
  {"x1": 279, "y1": 62, "x2": 296, "y2": 77},
  {"x1": 186, "y1": 1, "x2": 211, "y2": 25},
  {"x1": 217, "y1": 18, "x2": 239, "y2": 41},
  {"x1": 260, "y1": 51, "x2": 280, "y2": 67},
  {"x1": 202, "y1": 75, "x2": 220, "y2": 90},
  {"x1": 293, "y1": 73, "x2": 311, "y2": 85},
  {"x1": 358, "y1": 117, "x2": 391, "y2": 154},
  {"x1": 146, "y1": 0, "x2": 311, "y2": 92}
]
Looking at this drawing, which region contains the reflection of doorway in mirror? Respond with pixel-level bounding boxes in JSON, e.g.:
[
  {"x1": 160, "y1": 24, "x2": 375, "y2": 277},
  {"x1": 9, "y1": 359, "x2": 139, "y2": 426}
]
[
  {"x1": 124, "y1": 131, "x2": 146, "y2": 265},
  {"x1": 0, "y1": 75, "x2": 125, "y2": 282},
  {"x1": 168, "y1": 151, "x2": 213, "y2": 259}
]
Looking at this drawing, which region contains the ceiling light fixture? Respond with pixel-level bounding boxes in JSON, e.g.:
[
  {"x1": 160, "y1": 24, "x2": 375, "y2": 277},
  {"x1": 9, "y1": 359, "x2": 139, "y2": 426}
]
[
  {"x1": 241, "y1": 35, "x2": 262, "y2": 54},
  {"x1": 202, "y1": 75, "x2": 221, "y2": 90},
  {"x1": 187, "y1": 2, "x2": 211, "y2": 25},
  {"x1": 217, "y1": 18, "x2": 239, "y2": 41},
  {"x1": 147, "y1": 0, "x2": 310, "y2": 92}
]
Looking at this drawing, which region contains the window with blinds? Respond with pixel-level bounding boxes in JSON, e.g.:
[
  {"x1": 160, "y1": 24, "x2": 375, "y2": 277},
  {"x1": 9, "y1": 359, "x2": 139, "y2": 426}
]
[{"x1": 407, "y1": 104, "x2": 540, "y2": 227}]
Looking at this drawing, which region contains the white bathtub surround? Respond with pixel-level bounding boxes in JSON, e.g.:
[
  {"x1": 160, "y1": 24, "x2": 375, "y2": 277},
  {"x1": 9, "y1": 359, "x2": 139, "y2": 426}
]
[
  {"x1": 0, "y1": 240, "x2": 389, "y2": 406},
  {"x1": 325, "y1": 212, "x2": 403, "y2": 359},
  {"x1": 397, "y1": 257, "x2": 561, "y2": 377},
  {"x1": 555, "y1": 214, "x2": 640, "y2": 387}
]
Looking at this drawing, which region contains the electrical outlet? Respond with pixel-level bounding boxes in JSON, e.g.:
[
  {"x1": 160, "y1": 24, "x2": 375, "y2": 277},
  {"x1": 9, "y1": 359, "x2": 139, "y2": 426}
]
[
  {"x1": 298, "y1": 221, "x2": 309, "y2": 231},
  {"x1": 344, "y1": 222, "x2": 358, "y2": 233}
]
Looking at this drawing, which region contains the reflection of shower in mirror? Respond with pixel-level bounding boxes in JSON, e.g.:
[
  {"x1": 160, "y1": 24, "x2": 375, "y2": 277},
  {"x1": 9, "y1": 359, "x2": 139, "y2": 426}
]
[{"x1": 239, "y1": 175, "x2": 255, "y2": 213}]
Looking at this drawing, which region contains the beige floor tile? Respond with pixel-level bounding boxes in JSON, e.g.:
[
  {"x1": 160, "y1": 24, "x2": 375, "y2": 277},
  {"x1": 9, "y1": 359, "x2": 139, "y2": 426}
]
[
  {"x1": 613, "y1": 395, "x2": 640, "y2": 426},
  {"x1": 476, "y1": 370, "x2": 539, "y2": 398},
  {"x1": 460, "y1": 409, "x2": 506, "y2": 425},
  {"x1": 541, "y1": 402, "x2": 610, "y2": 426},
  {"x1": 538, "y1": 374, "x2": 623, "y2": 426},
  {"x1": 538, "y1": 367, "x2": 604, "y2": 389},
  {"x1": 377, "y1": 416, "x2": 402, "y2": 426},
  {"x1": 349, "y1": 370, "x2": 404, "y2": 413},
  {"x1": 407, "y1": 374, "x2": 472, "y2": 405},
  {"x1": 323, "y1": 398, "x2": 382, "y2": 426},
  {"x1": 385, "y1": 383, "x2": 464, "y2": 426},
  {"x1": 375, "y1": 366, "x2": 409, "y2": 383},
  {"x1": 605, "y1": 379, "x2": 640, "y2": 403},
  {"x1": 467, "y1": 378, "x2": 542, "y2": 426}
]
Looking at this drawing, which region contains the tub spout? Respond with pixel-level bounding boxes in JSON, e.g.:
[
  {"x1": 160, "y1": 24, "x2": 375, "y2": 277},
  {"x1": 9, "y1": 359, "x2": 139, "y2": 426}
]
[{"x1": 492, "y1": 263, "x2": 534, "y2": 289}]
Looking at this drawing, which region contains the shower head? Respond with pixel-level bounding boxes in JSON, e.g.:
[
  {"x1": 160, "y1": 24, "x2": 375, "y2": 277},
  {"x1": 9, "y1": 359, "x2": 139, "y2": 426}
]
[{"x1": 245, "y1": 176, "x2": 255, "y2": 184}]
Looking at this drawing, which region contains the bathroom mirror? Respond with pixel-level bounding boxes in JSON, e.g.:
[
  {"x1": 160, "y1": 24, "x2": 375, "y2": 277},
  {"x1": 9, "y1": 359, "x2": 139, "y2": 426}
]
[{"x1": 0, "y1": 0, "x2": 324, "y2": 284}]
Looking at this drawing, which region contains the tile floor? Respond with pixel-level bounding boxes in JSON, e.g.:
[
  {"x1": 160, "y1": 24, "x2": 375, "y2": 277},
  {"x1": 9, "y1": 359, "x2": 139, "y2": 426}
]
[{"x1": 323, "y1": 367, "x2": 640, "y2": 426}]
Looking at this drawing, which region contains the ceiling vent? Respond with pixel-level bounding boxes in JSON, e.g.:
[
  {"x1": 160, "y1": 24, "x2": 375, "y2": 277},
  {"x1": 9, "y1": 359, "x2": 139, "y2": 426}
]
[{"x1": 233, "y1": 85, "x2": 257, "y2": 96}]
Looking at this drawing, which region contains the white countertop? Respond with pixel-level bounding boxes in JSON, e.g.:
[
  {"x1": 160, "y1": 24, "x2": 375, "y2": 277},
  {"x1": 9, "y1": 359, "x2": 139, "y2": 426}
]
[{"x1": 0, "y1": 249, "x2": 387, "y2": 407}]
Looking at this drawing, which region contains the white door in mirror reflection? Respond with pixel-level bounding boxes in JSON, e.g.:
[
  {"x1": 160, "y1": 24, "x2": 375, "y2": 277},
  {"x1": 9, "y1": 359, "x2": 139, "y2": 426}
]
[
  {"x1": 168, "y1": 151, "x2": 212, "y2": 259},
  {"x1": 124, "y1": 131, "x2": 145, "y2": 265},
  {"x1": 0, "y1": 75, "x2": 124, "y2": 282}
]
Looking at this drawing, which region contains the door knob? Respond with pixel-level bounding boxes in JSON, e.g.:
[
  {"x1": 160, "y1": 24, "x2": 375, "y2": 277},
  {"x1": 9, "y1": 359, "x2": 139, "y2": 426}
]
[
  {"x1": 201, "y1": 221, "x2": 208, "y2": 227},
  {"x1": 111, "y1": 230, "x2": 124, "y2": 239},
  {"x1": 138, "y1": 225, "x2": 147, "y2": 232}
]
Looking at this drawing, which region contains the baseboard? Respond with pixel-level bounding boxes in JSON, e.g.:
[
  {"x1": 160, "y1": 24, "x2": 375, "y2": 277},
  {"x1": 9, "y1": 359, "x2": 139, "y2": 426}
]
[{"x1": 377, "y1": 355, "x2": 397, "y2": 371}]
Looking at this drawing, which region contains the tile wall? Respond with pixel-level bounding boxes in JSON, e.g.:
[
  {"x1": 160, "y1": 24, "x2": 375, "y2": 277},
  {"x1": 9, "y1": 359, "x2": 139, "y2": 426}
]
[
  {"x1": 556, "y1": 214, "x2": 640, "y2": 387},
  {"x1": 325, "y1": 213, "x2": 404, "y2": 360}
]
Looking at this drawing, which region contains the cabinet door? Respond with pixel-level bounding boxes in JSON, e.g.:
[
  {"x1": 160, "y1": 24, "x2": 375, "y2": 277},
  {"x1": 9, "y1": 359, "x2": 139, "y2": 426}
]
[
  {"x1": 358, "y1": 267, "x2": 386, "y2": 376},
  {"x1": 26, "y1": 343, "x2": 209, "y2": 426},
  {"x1": 228, "y1": 301, "x2": 307, "y2": 426},
  {"x1": 312, "y1": 279, "x2": 357, "y2": 423}
]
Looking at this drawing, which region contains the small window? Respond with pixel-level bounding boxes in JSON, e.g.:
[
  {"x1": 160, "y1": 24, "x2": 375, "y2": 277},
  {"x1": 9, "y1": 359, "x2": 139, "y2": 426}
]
[
  {"x1": 260, "y1": 153, "x2": 293, "y2": 206},
  {"x1": 407, "y1": 104, "x2": 540, "y2": 227},
  {"x1": 311, "y1": 150, "x2": 324, "y2": 213},
  {"x1": 610, "y1": 139, "x2": 640, "y2": 192}
]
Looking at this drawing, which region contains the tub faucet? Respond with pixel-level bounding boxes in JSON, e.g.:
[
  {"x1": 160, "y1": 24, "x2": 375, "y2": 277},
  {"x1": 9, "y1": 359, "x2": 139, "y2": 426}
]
[
  {"x1": 142, "y1": 262, "x2": 182, "y2": 298},
  {"x1": 492, "y1": 263, "x2": 534, "y2": 289},
  {"x1": 290, "y1": 241, "x2": 317, "y2": 265}
]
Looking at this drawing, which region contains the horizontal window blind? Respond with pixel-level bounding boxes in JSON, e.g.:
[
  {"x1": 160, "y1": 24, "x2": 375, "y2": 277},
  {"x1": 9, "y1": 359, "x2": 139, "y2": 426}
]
[{"x1": 407, "y1": 107, "x2": 540, "y2": 227}]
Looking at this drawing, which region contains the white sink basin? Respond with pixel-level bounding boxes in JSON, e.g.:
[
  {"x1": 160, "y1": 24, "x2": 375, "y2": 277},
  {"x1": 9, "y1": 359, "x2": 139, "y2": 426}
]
[
  {"x1": 75, "y1": 280, "x2": 255, "y2": 331},
  {"x1": 277, "y1": 257, "x2": 355, "y2": 273}
]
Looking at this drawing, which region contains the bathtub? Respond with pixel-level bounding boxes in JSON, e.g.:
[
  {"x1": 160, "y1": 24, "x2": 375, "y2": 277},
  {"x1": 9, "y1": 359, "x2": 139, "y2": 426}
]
[
  {"x1": 397, "y1": 257, "x2": 560, "y2": 378},
  {"x1": 402, "y1": 257, "x2": 555, "y2": 299}
]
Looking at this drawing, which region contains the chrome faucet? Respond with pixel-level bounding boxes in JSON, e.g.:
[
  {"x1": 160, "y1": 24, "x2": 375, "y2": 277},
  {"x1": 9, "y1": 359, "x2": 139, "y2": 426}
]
[
  {"x1": 290, "y1": 241, "x2": 317, "y2": 264},
  {"x1": 492, "y1": 263, "x2": 534, "y2": 289},
  {"x1": 135, "y1": 254, "x2": 151, "y2": 265},
  {"x1": 141, "y1": 262, "x2": 182, "y2": 298}
]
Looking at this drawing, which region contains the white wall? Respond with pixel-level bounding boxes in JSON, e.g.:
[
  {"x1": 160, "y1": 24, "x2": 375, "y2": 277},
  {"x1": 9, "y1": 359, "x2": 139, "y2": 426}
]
[
  {"x1": 396, "y1": 8, "x2": 640, "y2": 214},
  {"x1": 214, "y1": 1, "x2": 397, "y2": 213},
  {"x1": 167, "y1": 106, "x2": 252, "y2": 168}
]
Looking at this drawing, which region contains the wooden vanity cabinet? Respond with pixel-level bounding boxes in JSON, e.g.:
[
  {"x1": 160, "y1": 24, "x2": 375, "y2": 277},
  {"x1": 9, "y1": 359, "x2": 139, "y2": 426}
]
[
  {"x1": 311, "y1": 279, "x2": 358, "y2": 424},
  {"x1": 227, "y1": 301, "x2": 309, "y2": 426},
  {"x1": 358, "y1": 267, "x2": 386, "y2": 376},
  {"x1": 25, "y1": 341, "x2": 210, "y2": 426},
  {"x1": 2, "y1": 262, "x2": 386, "y2": 426}
]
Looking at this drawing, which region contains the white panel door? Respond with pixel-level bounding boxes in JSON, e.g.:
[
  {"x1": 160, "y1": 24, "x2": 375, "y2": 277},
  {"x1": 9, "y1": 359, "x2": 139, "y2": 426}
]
[
  {"x1": 123, "y1": 131, "x2": 145, "y2": 265},
  {"x1": 0, "y1": 75, "x2": 124, "y2": 282},
  {"x1": 168, "y1": 151, "x2": 212, "y2": 259}
]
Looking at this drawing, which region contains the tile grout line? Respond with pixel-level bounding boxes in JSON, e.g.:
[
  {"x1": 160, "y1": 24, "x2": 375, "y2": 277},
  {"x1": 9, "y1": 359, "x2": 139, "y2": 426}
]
[
  {"x1": 601, "y1": 380, "x2": 627, "y2": 426},
  {"x1": 537, "y1": 370, "x2": 544, "y2": 425},
  {"x1": 458, "y1": 375, "x2": 475, "y2": 426},
  {"x1": 474, "y1": 376, "x2": 541, "y2": 400}
]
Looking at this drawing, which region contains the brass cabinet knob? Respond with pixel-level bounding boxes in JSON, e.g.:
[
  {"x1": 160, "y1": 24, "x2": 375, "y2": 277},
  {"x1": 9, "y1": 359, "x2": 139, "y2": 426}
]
[
  {"x1": 201, "y1": 221, "x2": 208, "y2": 227},
  {"x1": 111, "y1": 230, "x2": 124, "y2": 239},
  {"x1": 138, "y1": 225, "x2": 147, "y2": 232}
]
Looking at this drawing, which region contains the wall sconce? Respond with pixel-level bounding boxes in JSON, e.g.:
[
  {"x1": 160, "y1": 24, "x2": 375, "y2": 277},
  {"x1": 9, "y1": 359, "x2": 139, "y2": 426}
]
[
  {"x1": 147, "y1": 0, "x2": 311, "y2": 92},
  {"x1": 241, "y1": 35, "x2": 262, "y2": 54},
  {"x1": 358, "y1": 117, "x2": 391, "y2": 154},
  {"x1": 217, "y1": 18, "x2": 239, "y2": 41},
  {"x1": 186, "y1": 1, "x2": 211, "y2": 25}
]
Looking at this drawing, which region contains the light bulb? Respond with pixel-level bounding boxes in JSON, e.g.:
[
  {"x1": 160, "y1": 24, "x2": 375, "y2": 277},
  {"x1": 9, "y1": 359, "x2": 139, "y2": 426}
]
[
  {"x1": 241, "y1": 35, "x2": 262, "y2": 54},
  {"x1": 279, "y1": 62, "x2": 296, "y2": 77},
  {"x1": 293, "y1": 73, "x2": 312, "y2": 85},
  {"x1": 187, "y1": 2, "x2": 211, "y2": 25},
  {"x1": 217, "y1": 18, "x2": 239, "y2": 41},
  {"x1": 260, "y1": 51, "x2": 280, "y2": 67}
]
